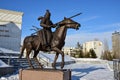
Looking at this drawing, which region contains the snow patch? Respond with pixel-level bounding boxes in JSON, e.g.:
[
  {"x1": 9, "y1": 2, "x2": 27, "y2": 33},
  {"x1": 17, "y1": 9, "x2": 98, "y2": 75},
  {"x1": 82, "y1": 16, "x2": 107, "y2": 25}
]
[
  {"x1": 39, "y1": 52, "x2": 74, "y2": 63},
  {"x1": 0, "y1": 47, "x2": 19, "y2": 54}
]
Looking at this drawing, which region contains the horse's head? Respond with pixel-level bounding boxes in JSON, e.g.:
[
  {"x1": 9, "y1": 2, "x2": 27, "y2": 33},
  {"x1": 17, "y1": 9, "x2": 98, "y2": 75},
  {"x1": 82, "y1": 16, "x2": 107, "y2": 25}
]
[{"x1": 58, "y1": 17, "x2": 80, "y2": 30}]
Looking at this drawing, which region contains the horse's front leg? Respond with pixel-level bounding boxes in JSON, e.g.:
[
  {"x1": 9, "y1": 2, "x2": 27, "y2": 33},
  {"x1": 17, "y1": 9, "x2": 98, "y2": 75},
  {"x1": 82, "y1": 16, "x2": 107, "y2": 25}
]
[
  {"x1": 61, "y1": 52, "x2": 64, "y2": 69},
  {"x1": 52, "y1": 47, "x2": 65, "y2": 69},
  {"x1": 52, "y1": 53, "x2": 59, "y2": 69}
]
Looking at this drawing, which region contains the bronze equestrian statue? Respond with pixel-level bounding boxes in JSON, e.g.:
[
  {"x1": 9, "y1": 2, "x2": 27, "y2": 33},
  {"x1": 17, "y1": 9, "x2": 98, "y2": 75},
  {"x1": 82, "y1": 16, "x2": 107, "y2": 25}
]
[{"x1": 19, "y1": 10, "x2": 80, "y2": 69}]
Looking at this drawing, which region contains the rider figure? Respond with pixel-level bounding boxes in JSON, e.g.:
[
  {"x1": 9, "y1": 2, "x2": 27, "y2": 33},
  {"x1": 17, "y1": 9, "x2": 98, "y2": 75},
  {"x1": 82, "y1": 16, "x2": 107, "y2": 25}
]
[{"x1": 38, "y1": 10, "x2": 55, "y2": 49}]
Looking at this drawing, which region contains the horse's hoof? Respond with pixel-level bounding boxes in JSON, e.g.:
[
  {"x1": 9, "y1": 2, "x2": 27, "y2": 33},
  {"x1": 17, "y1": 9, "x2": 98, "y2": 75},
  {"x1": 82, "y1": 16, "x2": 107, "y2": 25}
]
[
  {"x1": 61, "y1": 62, "x2": 65, "y2": 69},
  {"x1": 40, "y1": 66, "x2": 43, "y2": 69},
  {"x1": 30, "y1": 66, "x2": 34, "y2": 69},
  {"x1": 53, "y1": 67, "x2": 56, "y2": 70},
  {"x1": 61, "y1": 66, "x2": 64, "y2": 69},
  {"x1": 39, "y1": 64, "x2": 43, "y2": 68},
  {"x1": 52, "y1": 63, "x2": 55, "y2": 67}
]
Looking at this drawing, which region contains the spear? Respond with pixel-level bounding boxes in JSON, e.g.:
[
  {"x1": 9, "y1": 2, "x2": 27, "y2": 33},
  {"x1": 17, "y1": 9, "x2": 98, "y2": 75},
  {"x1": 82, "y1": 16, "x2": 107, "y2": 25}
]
[{"x1": 68, "y1": 13, "x2": 82, "y2": 19}]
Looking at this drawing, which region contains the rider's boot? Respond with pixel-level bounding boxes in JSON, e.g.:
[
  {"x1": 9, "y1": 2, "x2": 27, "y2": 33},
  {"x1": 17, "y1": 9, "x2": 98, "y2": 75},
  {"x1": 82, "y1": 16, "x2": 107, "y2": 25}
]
[{"x1": 45, "y1": 43, "x2": 51, "y2": 51}]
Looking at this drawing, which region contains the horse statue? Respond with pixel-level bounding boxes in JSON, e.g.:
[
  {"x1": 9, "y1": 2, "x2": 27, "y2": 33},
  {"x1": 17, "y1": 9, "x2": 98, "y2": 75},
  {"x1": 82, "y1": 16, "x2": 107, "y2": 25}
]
[{"x1": 19, "y1": 17, "x2": 80, "y2": 69}]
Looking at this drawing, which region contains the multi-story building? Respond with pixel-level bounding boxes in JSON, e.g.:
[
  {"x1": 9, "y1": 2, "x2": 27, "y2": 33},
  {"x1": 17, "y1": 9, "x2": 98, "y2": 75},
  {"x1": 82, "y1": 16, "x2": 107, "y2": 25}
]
[
  {"x1": 62, "y1": 47, "x2": 76, "y2": 56},
  {"x1": 112, "y1": 31, "x2": 120, "y2": 58},
  {"x1": 82, "y1": 40, "x2": 103, "y2": 58},
  {"x1": 0, "y1": 9, "x2": 23, "y2": 51}
]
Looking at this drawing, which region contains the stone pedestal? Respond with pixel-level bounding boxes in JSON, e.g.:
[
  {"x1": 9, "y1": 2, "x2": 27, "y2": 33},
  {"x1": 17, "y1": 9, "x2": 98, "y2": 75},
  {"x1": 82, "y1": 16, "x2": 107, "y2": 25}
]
[{"x1": 19, "y1": 68, "x2": 71, "y2": 80}]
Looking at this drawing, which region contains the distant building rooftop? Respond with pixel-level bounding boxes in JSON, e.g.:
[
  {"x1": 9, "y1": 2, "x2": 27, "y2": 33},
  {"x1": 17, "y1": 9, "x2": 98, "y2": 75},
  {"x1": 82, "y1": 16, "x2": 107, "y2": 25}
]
[
  {"x1": 112, "y1": 31, "x2": 120, "y2": 35},
  {"x1": 0, "y1": 9, "x2": 23, "y2": 16}
]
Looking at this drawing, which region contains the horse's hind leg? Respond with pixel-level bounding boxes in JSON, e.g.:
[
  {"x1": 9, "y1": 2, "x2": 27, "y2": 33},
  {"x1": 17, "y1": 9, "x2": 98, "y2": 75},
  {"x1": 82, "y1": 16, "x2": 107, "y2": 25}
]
[
  {"x1": 33, "y1": 51, "x2": 43, "y2": 69},
  {"x1": 26, "y1": 49, "x2": 34, "y2": 69},
  {"x1": 19, "y1": 44, "x2": 25, "y2": 58}
]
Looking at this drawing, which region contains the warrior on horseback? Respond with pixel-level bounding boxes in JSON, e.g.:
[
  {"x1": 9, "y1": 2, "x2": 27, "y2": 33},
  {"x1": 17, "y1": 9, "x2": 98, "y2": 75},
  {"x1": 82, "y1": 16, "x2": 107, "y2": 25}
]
[
  {"x1": 19, "y1": 10, "x2": 81, "y2": 69},
  {"x1": 37, "y1": 10, "x2": 56, "y2": 50}
]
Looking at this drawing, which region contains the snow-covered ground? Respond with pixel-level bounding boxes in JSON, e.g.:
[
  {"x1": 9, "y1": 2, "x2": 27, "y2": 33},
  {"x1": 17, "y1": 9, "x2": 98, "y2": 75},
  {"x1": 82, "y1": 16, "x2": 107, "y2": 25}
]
[
  {"x1": 0, "y1": 74, "x2": 19, "y2": 80},
  {"x1": 64, "y1": 63, "x2": 113, "y2": 80},
  {"x1": 0, "y1": 60, "x2": 114, "y2": 80},
  {"x1": 39, "y1": 52, "x2": 74, "y2": 63},
  {"x1": 0, "y1": 53, "x2": 114, "y2": 80}
]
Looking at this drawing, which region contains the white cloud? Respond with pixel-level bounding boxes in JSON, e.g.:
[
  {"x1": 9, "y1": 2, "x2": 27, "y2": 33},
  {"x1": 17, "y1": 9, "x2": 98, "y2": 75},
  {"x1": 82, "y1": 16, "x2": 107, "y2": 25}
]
[
  {"x1": 91, "y1": 23, "x2": 120, "y2": 32},
  {"x1": 81, "y1": 16, "x2": 100, "y2": 22},
  {"x1": 79, "y1": 22, "x2": 120, "y2": 34}
]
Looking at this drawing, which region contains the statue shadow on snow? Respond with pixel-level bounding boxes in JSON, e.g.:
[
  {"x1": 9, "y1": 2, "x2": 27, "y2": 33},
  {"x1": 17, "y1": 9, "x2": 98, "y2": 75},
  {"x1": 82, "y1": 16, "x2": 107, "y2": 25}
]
[{"x1": 72, "y1": 66, "x2": 105, "y2": 80}]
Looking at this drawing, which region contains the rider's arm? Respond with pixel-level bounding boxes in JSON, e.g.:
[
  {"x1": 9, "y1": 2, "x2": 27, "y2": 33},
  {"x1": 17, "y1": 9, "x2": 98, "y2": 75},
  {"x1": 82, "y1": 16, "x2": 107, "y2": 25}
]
[
  {"x1": 40, "y1": 18, "x2": 49, "y2": 28},
  {"x1": 40, "y1": 23, "x2": 49, "y2": 28}
]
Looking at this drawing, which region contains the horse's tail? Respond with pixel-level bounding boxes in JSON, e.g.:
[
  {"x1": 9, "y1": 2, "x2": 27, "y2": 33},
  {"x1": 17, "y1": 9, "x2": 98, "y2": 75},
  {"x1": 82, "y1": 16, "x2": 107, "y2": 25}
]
[{"x1": 19, "y1": 43, "x2": 25, "y2": 58}]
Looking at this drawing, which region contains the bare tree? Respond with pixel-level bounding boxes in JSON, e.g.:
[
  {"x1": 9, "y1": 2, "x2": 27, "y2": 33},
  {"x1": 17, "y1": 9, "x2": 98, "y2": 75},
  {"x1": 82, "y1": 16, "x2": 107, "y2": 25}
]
[
  {"x1": 76, "y1": 42, "x2": 82, "y2": 49},
  {"x1": 103, "y1": 38, "x2": 109, "y2": 52}
]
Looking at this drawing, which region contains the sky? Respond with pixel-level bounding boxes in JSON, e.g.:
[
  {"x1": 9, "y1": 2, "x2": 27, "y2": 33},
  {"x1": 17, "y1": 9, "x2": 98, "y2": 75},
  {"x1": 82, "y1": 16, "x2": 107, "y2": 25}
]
[{"x1": 0, "y1": 0, "x2": 120, "y2": 49}]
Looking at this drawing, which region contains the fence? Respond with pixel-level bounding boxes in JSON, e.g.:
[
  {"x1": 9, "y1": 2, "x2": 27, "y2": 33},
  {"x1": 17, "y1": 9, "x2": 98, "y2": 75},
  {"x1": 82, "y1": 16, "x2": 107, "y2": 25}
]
[{"x1": 113, "y1": 59, "x2": 120, "y2": 80}]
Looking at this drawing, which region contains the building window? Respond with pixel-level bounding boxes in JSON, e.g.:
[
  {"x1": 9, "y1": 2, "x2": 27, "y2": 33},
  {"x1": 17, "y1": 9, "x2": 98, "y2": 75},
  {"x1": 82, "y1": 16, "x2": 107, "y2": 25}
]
[
  {"x1": 0, "y1": 30, "x2": 9, "y2": 32},
  {"x1": 0, "y1": 35, "x2": 10, "y2": 37},
  {"x1": 0, "y1": 25, "x2": 9, "y2": 37},
  {"x1": 0, "y1": 25, "x2": 6, "y2": 27},
  {"x1": 0, "y1": 25, "x2": 10, "y2": 37}
]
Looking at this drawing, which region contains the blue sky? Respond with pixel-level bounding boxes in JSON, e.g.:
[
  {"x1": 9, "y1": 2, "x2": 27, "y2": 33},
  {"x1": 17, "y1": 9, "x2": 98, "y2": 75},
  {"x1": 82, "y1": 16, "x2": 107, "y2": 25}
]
[{"x1": 0, "y1": 0, "x2": 120, "y2": 49}]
